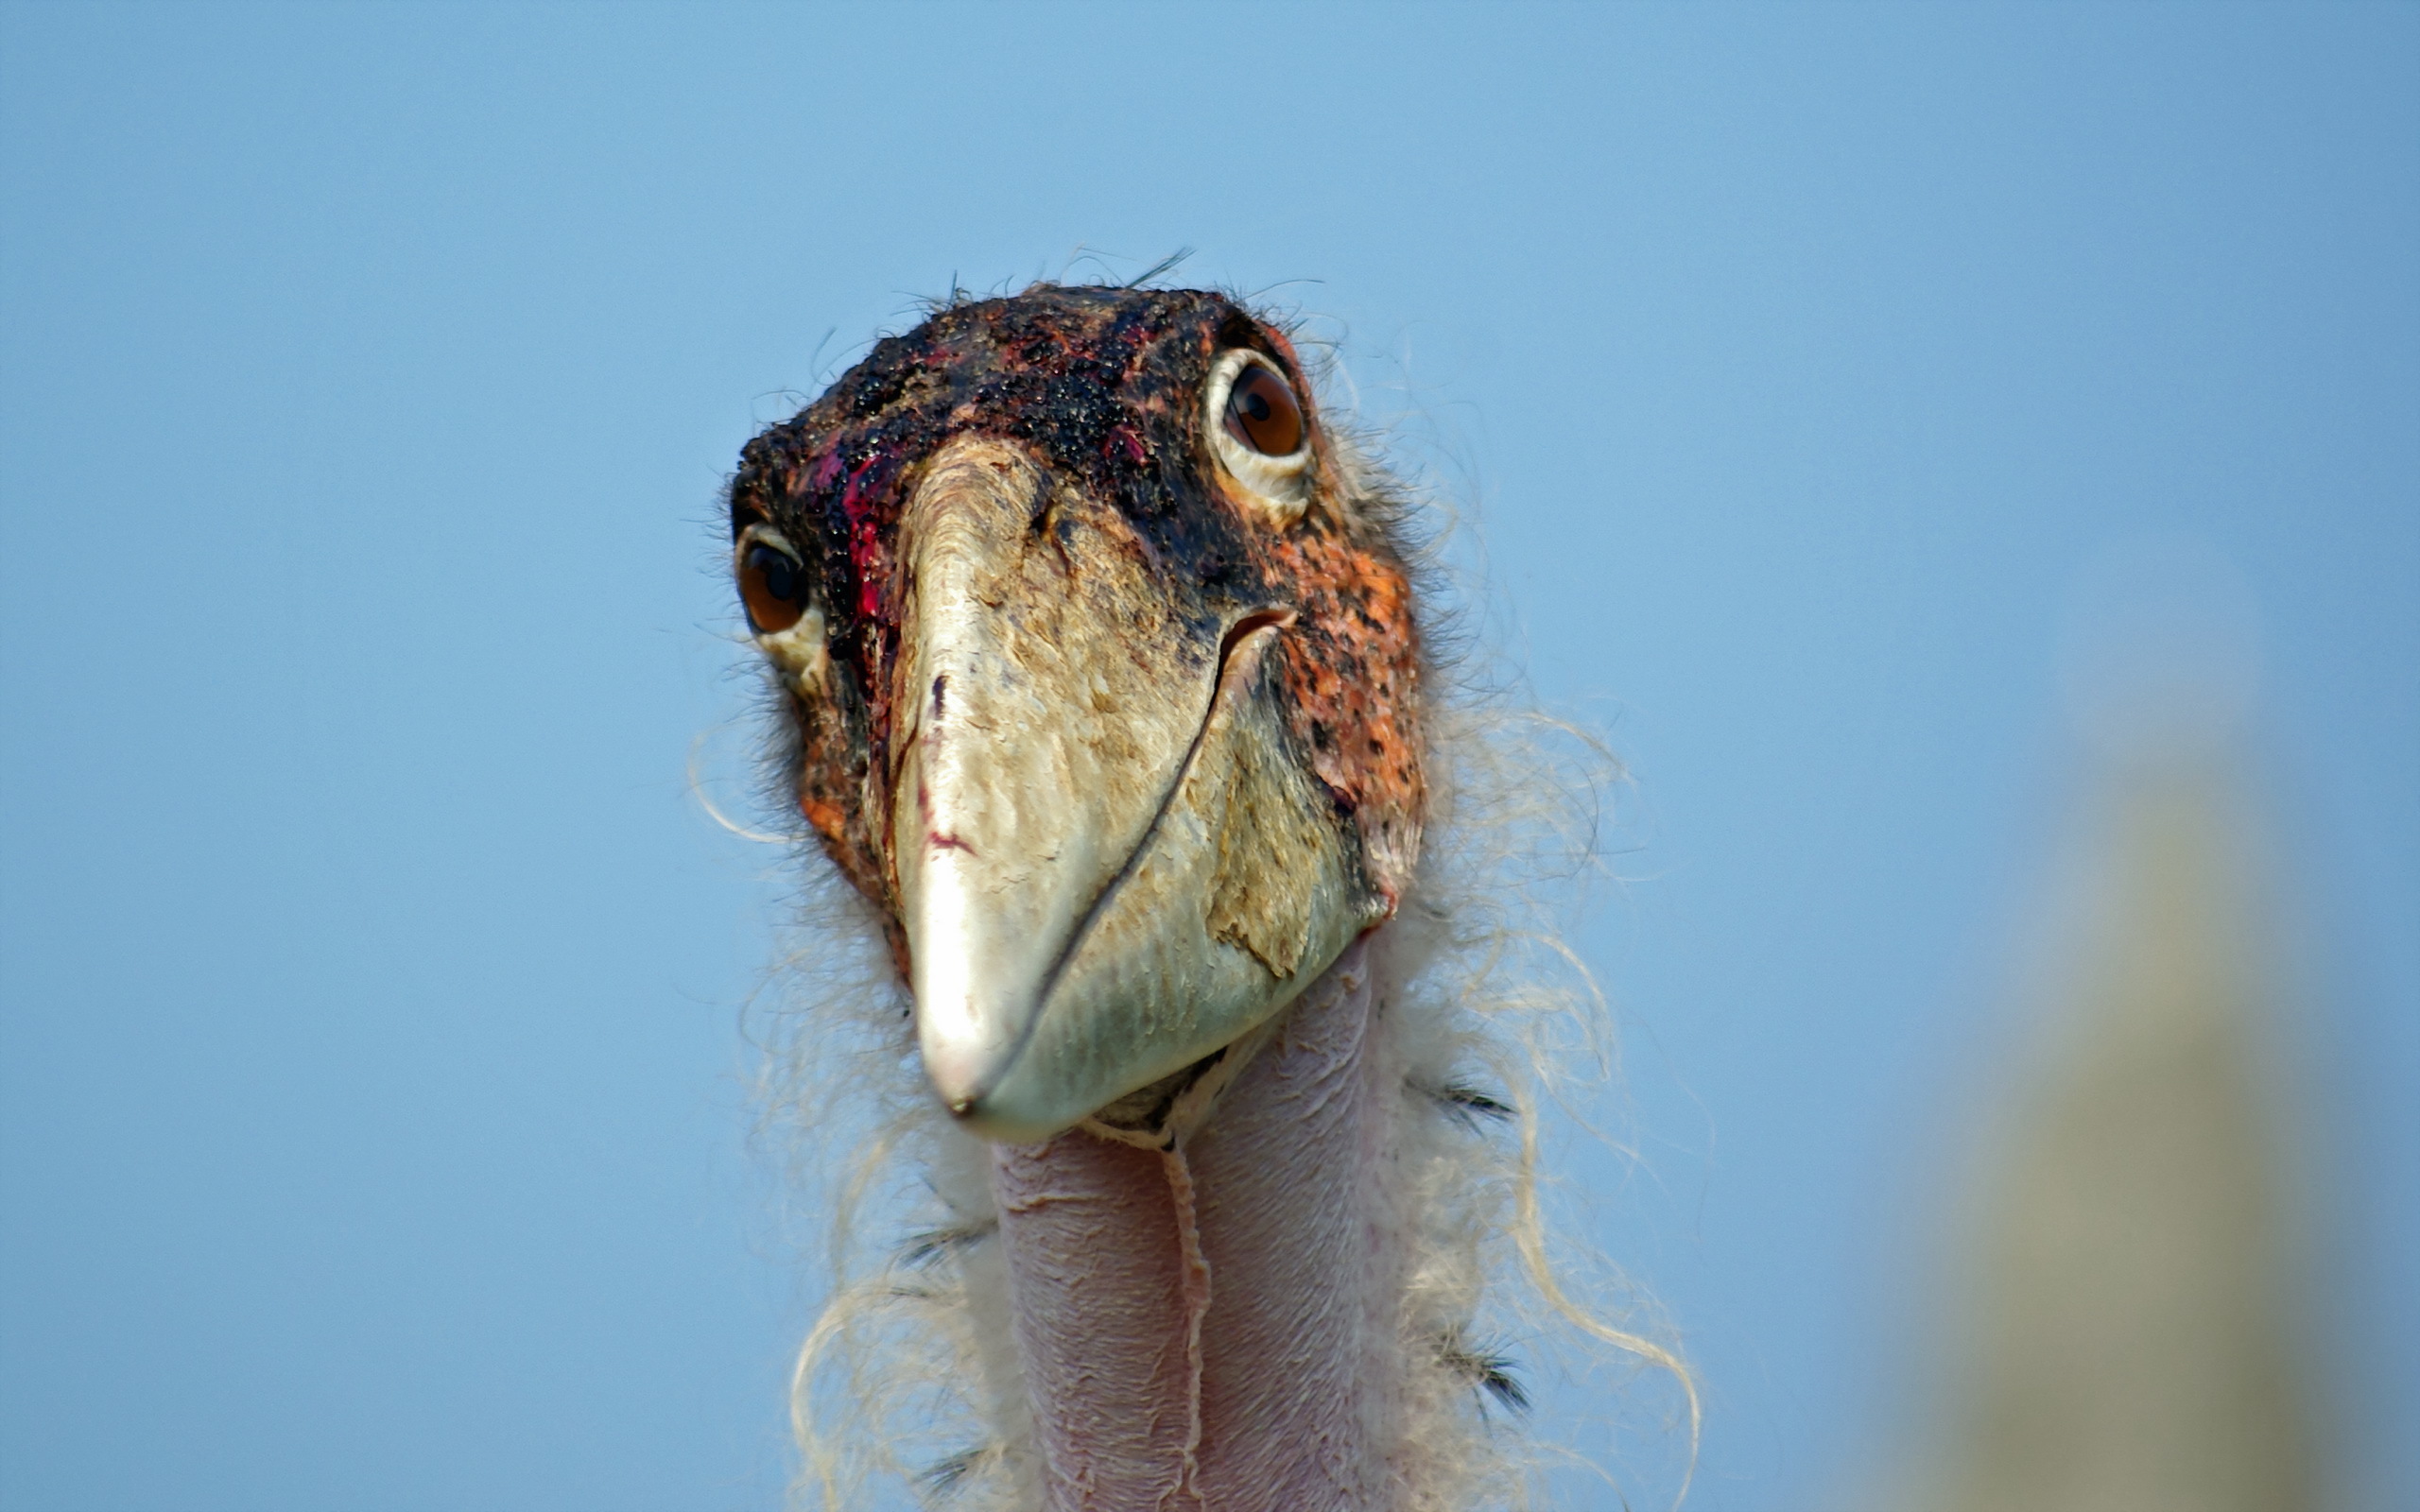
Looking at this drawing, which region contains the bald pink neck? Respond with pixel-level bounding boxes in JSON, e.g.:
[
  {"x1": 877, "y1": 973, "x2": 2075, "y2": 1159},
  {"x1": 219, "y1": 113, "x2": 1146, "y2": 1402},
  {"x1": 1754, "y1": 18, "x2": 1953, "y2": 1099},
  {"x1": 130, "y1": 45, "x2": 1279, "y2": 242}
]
[{"x1": 989, "y1": 938, "x2": 1404, "y2": 1511}]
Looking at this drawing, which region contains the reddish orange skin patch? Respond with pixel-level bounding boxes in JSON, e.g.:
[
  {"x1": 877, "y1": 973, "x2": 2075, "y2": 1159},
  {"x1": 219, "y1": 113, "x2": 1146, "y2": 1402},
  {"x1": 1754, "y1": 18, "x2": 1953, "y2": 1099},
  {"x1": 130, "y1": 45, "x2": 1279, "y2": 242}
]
[
  {"x1": 1260, "y1": 526, "x2": 1425, "y2": 907},
  {"x1": 799, "y1": 795, "x2": 845, "y2": 844}
]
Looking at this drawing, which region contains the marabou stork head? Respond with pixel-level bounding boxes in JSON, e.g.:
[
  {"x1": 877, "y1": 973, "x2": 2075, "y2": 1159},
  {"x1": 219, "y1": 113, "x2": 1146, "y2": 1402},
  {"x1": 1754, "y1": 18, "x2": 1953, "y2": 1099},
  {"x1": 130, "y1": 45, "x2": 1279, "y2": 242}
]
[{"x1": 730, "y1": 286, "x2": 1426, "y2": 1143}]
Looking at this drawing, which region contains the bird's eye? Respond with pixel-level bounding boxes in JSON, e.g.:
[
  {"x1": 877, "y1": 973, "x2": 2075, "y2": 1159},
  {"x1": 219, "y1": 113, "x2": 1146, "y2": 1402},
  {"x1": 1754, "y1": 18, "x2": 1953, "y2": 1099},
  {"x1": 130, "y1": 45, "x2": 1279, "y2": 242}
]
[
  {"x1": 1205, "y1": 348, "x2": 1314, "y2": 525},
  {"x1": 1222, "y1": 363, "x2": 1305, "y2": 456},
  {"x1": 739, "y1": 541, "x2": 809, "y2": 635}
]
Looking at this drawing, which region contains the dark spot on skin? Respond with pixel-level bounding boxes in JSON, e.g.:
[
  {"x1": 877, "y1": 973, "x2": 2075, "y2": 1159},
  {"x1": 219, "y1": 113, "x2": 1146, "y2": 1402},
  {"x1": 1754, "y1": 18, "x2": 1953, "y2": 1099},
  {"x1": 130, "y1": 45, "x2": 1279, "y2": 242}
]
[{"x1": 932, "y1": 674, "x2": 947, "y2": 717}]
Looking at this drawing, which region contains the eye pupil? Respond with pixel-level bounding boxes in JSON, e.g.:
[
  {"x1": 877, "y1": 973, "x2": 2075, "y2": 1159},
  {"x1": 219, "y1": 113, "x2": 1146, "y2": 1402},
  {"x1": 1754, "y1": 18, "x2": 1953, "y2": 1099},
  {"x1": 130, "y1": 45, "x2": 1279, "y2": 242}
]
[
  {"x1": 1222, "y1": 363, "x2": 1305, "y2": 457},
  {"x1": 755, "y1": 546, "x2": 795, "y2": 601},
  {"x1": 740, "y1": 541, "x2": 809, "y2": 634}
]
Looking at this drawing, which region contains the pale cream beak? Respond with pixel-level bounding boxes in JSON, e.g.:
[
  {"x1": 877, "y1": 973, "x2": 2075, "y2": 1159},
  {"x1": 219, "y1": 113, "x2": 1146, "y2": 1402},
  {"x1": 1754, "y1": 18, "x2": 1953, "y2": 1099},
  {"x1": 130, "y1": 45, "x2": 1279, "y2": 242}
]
[{"x1": 886, "y1": 437, "x2": 1378, "y2": 1143}]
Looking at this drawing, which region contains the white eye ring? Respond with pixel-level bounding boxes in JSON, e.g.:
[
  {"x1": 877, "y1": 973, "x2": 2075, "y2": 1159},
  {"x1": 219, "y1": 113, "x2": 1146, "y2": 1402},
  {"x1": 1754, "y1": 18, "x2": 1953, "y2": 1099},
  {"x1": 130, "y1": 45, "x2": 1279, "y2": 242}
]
[{"x1": 1204, "y1": 349, "x2": 1312, "y2": 525}]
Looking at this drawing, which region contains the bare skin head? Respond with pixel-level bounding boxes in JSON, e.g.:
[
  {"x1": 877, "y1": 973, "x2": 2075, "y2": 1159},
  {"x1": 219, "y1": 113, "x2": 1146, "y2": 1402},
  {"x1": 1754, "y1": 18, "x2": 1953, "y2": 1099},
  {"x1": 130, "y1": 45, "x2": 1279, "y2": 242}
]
[{"x1": 730, "y1": 286, "x2": 1427, "y2": 1142}]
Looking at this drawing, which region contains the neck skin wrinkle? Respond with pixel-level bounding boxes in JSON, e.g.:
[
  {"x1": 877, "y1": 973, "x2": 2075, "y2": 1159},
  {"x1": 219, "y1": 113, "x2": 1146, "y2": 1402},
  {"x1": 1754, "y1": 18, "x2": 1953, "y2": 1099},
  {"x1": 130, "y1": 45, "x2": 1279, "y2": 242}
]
[{"x1": 990, "y1": 937, "x2": 1403, "y2": 1510}]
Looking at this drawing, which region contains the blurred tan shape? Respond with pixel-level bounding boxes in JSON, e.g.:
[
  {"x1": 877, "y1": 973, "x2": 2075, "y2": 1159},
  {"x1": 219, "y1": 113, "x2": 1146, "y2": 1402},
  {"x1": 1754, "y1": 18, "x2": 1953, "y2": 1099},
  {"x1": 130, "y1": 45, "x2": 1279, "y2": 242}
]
[{"x1": 1914, "y1": 760, "x2": 2322, "y2": 1512}]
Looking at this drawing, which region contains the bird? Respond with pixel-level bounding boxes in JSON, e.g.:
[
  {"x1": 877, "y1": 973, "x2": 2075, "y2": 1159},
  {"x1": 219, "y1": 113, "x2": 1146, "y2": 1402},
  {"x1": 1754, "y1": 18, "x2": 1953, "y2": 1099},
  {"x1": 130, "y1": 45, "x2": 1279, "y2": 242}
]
[{"x1": 725, "y1": 283, "x2": 1685, "y2": 1511}]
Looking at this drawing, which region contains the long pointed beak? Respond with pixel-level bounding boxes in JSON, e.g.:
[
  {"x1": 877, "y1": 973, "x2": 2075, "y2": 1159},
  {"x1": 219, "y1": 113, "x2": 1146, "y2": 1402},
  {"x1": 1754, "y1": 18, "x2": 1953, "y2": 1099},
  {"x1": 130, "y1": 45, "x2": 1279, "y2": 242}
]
[{"x1": 887, "y1": 437, "x2": 1377, "y2": 1143}]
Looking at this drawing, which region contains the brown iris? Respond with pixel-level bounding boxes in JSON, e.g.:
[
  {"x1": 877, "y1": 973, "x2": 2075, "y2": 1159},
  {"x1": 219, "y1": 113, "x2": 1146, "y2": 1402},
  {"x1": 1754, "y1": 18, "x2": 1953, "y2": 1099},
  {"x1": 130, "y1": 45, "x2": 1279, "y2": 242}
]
[
  {"x1": 738, "y1": 541, "x2": 809, "y2": 634},
  {"x1": 1223, "y1": 362, "x2": 1305, "y2": 456}
]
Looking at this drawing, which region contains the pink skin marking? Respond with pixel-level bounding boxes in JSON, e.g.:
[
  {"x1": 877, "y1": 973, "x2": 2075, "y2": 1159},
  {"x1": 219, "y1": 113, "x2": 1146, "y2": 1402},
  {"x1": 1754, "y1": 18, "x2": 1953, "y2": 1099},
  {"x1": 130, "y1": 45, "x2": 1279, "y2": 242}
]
[
  {"x1": 839, "y1": 451, "x2": 891, "y2": 620},
  {"x1": 1103, "y1": 423, "x2": 1148, "y2": 466},
  {"x1": 913, "y1": 770, "x2": 976, "y2": 855},
  {"x1": 992, "y1": 938, "x2": 1400, "y2": 1510}
]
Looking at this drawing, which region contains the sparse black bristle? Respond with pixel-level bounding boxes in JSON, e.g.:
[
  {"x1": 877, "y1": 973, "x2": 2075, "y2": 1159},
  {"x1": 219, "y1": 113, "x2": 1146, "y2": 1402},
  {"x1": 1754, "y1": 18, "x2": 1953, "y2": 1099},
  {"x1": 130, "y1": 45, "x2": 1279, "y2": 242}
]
[
  {"x1": 1426, "y1": 1079, "x2": 1515, "y2": 1132},
  {"x1": 919, "y1": 1444, "x2": 993, "y2": 1498},
  {"x1": 1438, "y1": 1328, "x2": 1532, "y2": 1416},
  {"x1": 898, "y1": 1219, "x2": 997, "y2": 1270}
]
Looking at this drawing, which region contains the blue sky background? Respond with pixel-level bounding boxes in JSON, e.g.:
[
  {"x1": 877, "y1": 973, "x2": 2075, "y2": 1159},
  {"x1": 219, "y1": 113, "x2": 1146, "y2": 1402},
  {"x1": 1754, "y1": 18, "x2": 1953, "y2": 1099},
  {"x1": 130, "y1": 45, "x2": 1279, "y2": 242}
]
[{"x1": 3, "y1": 5, "x2": 2411, "y2": 1508}]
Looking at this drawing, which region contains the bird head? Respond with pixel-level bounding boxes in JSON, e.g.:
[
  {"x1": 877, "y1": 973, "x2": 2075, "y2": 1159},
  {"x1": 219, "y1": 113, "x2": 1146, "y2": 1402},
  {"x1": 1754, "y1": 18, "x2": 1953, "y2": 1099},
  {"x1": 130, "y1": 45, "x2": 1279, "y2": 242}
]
[{"x1": 730, "y1": 285, "x2": 1426, "y2": 1143}]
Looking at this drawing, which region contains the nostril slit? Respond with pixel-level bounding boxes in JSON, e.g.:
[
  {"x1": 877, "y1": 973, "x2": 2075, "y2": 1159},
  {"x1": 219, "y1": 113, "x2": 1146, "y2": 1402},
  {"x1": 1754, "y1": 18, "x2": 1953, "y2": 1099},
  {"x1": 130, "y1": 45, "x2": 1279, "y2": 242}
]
[
  {"x1": 932, "y1": 674, "x2": 948, "y2": 717},
  {"x1": 1218, "y1": 607, "x2": 1296, "y2": 672}
]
